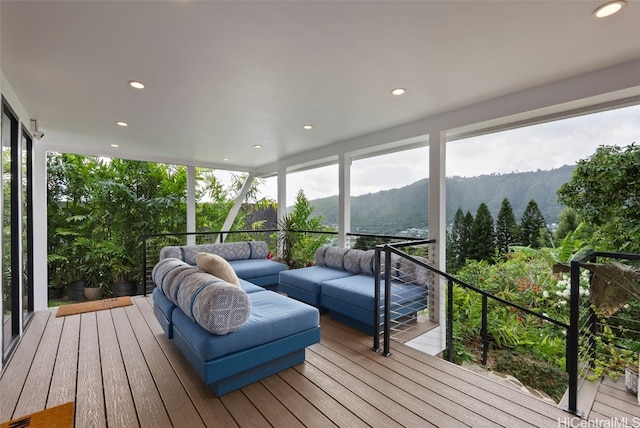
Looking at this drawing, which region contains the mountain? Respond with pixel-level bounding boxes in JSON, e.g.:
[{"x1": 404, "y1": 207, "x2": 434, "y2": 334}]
[{"x1": 307, "y1": 165, "x2": 574, "y2": 235}]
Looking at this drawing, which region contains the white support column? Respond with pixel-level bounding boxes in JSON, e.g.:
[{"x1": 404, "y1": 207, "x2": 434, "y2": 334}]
[
  {"x1": 338, "y1": 153, "x2": 351, "y2": 248},
  {"x1": 186, "y1": 166, "x2": 196, "y2": 245},
  {"x1": 429, "y1": 130, "x2": 447, "y2": 348},
  {"x1": 277, "y1": 167, "x2": 287, "y2": 258},
  {"x1": 32, "y1": 138, "x2": 48, "y2": 311},
  {"x1": 217, "y1": 173, "x2": 255, "y2": 242}
]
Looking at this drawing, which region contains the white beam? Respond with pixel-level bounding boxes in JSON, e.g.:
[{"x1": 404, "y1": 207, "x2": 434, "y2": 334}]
[
  {"x1": 218, "y1": 173, "x2": 255, "y2": 242},
  {"x1": 338, "y1": 153, "x2": 351, "y2": 248},
  {"x1": 429, "y1": 131, "x2": 446, "y2": 351},
  {"x1": 186, "y1": 166, "x2": 196, "y2": 245},
  {"x1": 277, "y1": 167, "x2": 287, "y2": 258}
]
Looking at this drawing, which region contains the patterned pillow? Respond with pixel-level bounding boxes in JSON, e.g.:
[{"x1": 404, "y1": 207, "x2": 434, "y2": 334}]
[
  {"x1": 248, "y1": 241, "x2": 268, "y2": 259},
  {"x1": 359, "y1": 250, "x2": 376, "y2": 275},
  {"x1": 196, "y1": 252, "x2": 240, "y2": 286},
  {"x1": 191, "y1": 282, "x2": 251, "y2": 335},
  {"x1": 175, "y1": 274, "x2": 250, "y2": 335},
  {"x1": 396, "y1": 256, "x2": 430, "y2": 286},
  {"x1": 343, "y1": 249, "x2": 363, "y2": 274},
  {"x1": 159, "y1": 246, "x2": 182, "y2": 260},
  {"x1": 314, "y1": 246, "x2": 329, "y2": 266},
  {"x1": 323, "y1": 247, "x2": 348, "y2": 269}
]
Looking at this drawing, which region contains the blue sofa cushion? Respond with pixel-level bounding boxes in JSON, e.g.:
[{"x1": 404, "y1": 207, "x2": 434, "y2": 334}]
[
  {"x1": 321, "y1": 274, "x2": 428, "y2": 311},
  {"x1": 279, "y1": 266, "x2": 355, "y2": 294},
  {"x1": 173, "y1": 290, "x2": 319, "y2": 362},
  {"x1": 229, "y1": 259, "x2": 287, "y2": 280},
  {"x1": 238, "y1": 278, "x2": 266, "y2": 294}
]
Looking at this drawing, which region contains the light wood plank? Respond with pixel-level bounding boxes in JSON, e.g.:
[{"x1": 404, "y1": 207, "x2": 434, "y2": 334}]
[
  {"x1": 219, "y1": 390, "x2": 270, "y2": 427},
  {"x1": 0, "y1": 311, "x2": 50, "y2": 421},
  {"x1": 13, "y1": 313, "x2": 63, "y2": 417},
  {"x1": 242, "y1": 379, "x2": 307, "y2": 427},
  {"x1": 47, "y1": 313, "x2": 80, "y2": 408},
  {"x1": 293, "y1": 357, "x2": 403, "y2": 428},
  {"x1": 319, "y1": 331, "x2": 503, "y2": 427},
  {"x1": 306, "y1": 349, "x2": 433, "y2": 427},
  {"x1": 124, "y1": 303, "x2": 206, "y2": 428},
  {"x1": 278, "y1": 367, "x2": 370, "y2": 428},
  {"x1": 76, "y1": 312, "x2": 106, "y2": 428},
  {"x1": 96, "y1": 309, "x2": 138, "y2": 428},
  {"x1": 111, "y1": 306, "x2": 171, "y2": 428}
]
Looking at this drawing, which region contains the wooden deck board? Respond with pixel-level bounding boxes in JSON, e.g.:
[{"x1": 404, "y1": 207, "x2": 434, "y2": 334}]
[
  {"x1": 13, "y1": 312, "x2": 62, "y2": 417},
  {"x1": 96, "y1": 309, "x2": 138, "y2": 428},
  {"x1": 76, "y1": 312, "x2": 106, "y2": 428},
  {"x1": 0, "y1": 311, "x2": 49, "y2": 421},
  {"x1": 47, "y1": 314, "x2": 80, "y2": 409},
  {"x1": 124, "y1": 303, "x2": 206, "y2": 428},
  {"x1": 1, "y1": 295, "x2": 635, "y2": 427}
]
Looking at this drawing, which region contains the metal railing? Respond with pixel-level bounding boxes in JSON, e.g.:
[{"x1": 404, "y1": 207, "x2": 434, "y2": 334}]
[
  {"x1": 373, "y1": 239, "x2": 436, "y2": 356},
  {"x1": 141, "y1": 229, "x2": 429, "y2": 294},
  {"x1": 374, "y1": 241, "x2": 579, "y2": 413},
  {"x1": 569, "y1": 251, "x2": 640, "y2": 415}
]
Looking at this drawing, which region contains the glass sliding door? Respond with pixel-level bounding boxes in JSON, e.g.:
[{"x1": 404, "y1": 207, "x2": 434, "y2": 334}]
[
  {"x1": 1, "y1": 98, "x2": 20, "y2": 362},
  {"x1": 22, "y1": 129, "x2": 33, "y2": 324}
]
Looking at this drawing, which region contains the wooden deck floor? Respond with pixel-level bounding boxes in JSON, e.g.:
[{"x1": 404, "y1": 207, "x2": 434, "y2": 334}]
[{"x1": 0, "y1": 295, "x2": 635, "y2": 427}]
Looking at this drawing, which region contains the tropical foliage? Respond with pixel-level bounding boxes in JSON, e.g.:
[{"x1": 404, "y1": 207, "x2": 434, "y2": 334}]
[
  {"x1": 276, "y1": 190, "x2": 334, "y2": 268},
  {"x1": 47, "y1": 153, "x2": 272, "y2": 295}
]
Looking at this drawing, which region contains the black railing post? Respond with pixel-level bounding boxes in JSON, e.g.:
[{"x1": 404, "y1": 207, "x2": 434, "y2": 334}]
[
  {"x1": 373, "y1": 246, "x2": 382, "y2": 352},
  {"x1": 447, "y1": 279, "x2": 454, "y2": 362},
  {"x1": 142, "y1": 235, "x2": 148, "y2": 296},
  {"x1": 566, "y1": 259, "x2": 581, "y2": 415},
  {"x1": 482, "y1": 295, "x2": 488, "y2": 366},
  {"x1": 383, "y1": 246, "x2": 392, "y2": 356}
]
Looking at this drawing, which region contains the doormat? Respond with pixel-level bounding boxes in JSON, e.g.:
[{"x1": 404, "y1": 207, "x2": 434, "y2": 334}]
[
  {"x1": 0, "y1": 402, "x2": 74, "y2": 428},
  {"x1": 56, "y1": 296, "x2": 133, "y2": 317}
]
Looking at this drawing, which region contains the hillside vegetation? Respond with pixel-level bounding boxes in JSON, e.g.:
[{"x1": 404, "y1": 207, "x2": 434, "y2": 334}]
[{"x1": 308, "y1": 165, "x2": 573, "y2": 234}]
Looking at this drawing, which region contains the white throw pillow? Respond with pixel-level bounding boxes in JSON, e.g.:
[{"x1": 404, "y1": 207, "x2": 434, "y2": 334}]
[{"x1": 196, "y1": 252, "x2": 241, "y2": 286}]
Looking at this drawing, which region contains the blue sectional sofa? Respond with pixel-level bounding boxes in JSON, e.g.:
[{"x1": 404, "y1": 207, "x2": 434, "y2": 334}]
[
  {"x1": 279, "y1": 246, "x2": 429, "y2": 335},
  {"x1": 159, "y1": 240, "x2": 287, "y2": 289},
  {"x1": 151, "y1": 248, "x2": 319, "y2": 397}
]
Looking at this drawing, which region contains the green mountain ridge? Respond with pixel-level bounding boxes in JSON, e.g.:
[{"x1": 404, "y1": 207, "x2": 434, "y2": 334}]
[{"x1": 307, "y1": 165, "x2": 574, "y2": 235}]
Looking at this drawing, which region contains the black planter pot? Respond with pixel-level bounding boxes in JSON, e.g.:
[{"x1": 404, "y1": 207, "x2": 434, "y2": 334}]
[
  {"x1": 67, "y1": 279, "x2": 87, "y2": 301},
  {"x1": 47, "y1": 286, "x2": 64, "y2": 300},
  {"x1": 112, "y1": 280, "x2": 137, "y2": 297}
]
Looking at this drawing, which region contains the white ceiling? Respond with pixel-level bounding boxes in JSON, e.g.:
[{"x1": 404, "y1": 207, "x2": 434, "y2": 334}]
[{"x1": 2, "y1": 1, "x2": 639, "y2": 172}]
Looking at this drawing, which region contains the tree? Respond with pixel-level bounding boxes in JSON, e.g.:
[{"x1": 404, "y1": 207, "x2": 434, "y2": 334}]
[
  {"x1": 495, "y1": 198, "x2": 519, "y2": 255},
  {"x1": 520, "y1": 199, "x2": 546, "y2": 248},
  {"x1": 277, "y1": 190, "x2": 332, "y2": 268},
  {"x1": 447, "y1": 208, "x2": 468, "y2": 271},
  {"x1": 557, "y1": 144, "x2": 640, "y2": 253},
  {"x1": 554, "y1": 207, "x2": 579, "y2": 243},
  {"x1": 469, "y1": 203, "x2": 495, "y2": 262}
]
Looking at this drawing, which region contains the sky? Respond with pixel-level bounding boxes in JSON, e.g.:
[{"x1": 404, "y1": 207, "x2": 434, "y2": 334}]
[{"x1": 219, "y1": 104, "x2": 640, "y2": 203}]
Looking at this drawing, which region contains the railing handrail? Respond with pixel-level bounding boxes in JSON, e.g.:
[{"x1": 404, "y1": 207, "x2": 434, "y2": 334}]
[{"x1": 374, "y1": 241, "x2": 576, "y2": 415}]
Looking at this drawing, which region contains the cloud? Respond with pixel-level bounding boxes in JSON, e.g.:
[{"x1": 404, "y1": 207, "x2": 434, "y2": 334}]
[{"x1": 257, "y1": 104, "x2": 640, "y2": 201}]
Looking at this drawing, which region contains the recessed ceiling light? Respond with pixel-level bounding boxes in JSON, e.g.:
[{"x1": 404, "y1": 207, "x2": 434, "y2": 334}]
[
  {"x1": 111, "y1": 144, "x2": 120, "y2": 148},
  {"x1": 128, "y1": 80, "x2": 145, "y2": 89},
  {"x1": 253, "y1": 145, "x2": 263, "y2": 149},
  {"x1": 593, "y1": 0, "x2": 626, "y2": 18},
  {"x1": 391, "y1": 88, "x2": 406, "y2": 96},
  {"x1": 223, "y1": 158, "x2": 229, "y2": 161},
  {"x1": 303, "y1": 125, "x2": 313, "y2": 130},
  {"x1": 116, "y1": 121, "x2": 128, "y2": 127}
]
